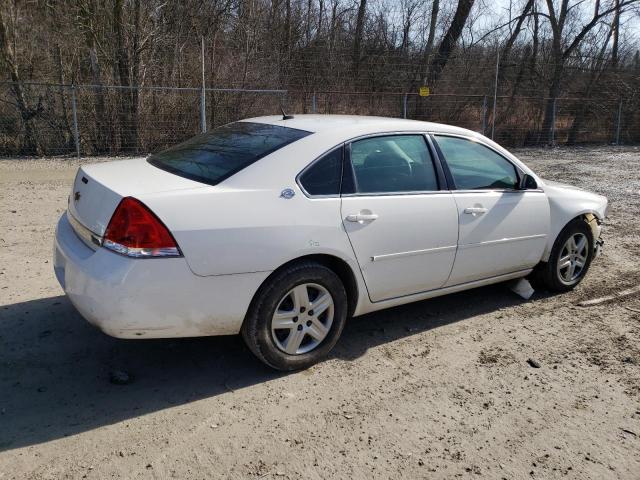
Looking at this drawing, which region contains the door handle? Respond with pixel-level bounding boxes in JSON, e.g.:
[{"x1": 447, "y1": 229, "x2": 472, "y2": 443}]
[
  {"x1": 346, "y1": 213, "x2": 379, "y2": 223},
  {"x1": 464, "y1": 207, "x2": 488, "y2": 216}
]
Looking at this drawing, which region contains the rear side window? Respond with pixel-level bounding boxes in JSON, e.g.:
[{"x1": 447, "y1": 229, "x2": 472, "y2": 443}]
[
  {"x1": 299, "y1": 147, "x2": 343, "y2": 196},
  {"x1": 349, "y1": 135, "x2": 438, "y2": 193},
  {"x1": 148, "y1": 122, "x2": 311, "y2": 185},
  {"x1": 434, "y1": 135, "x2": 518, "y2": 190}
]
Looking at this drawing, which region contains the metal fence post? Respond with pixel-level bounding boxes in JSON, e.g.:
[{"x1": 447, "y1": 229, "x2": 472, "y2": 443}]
[
  {"x1": 551, "y1": 97, "x2": 557, "y2": 146},
  {"x1": 615, "y1": 99, "x2": 622, "y2": 145},
  {"x1": 482, "y1": 95, "x2": 487, "y2": 135},
  {"x1": 70, "y1": 84, "x2": 80, "y2": 158},
  {"x1": 491, "y1": 50, "x2": 499, "y2": 140},
  {"x1": 402, "y1": 94, "x2": 408, "y2": 119},
  {"x1": 200, "y1": 37, "x2": 207, "y2": 133},
  {"x1": 200, "y1": 88, "x2": 207, "y2": 133},
  {"x1": 281, "y1": 91, "x2": 289, "y2": 113},
  {"x1": 312, "y1": 92, "x2": 317, "y2": 113}
]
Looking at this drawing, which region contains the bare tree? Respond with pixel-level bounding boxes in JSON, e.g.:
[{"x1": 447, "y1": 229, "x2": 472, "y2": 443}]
[
  {"x1": 502, "y1": 0, "x2": 534, "y2": 62},
  {"x1": 428, "y1": 0, "x2": 475, "y2": 87},
  {"x1": 0, "y1": 4, "x2": 42, "y2": 156},
  {"x1": 76, "y1": 0, "x2": 110, "y2": 152},
  {"x1": 566, "y1": 23, "x2": 615, "y2": 144},
  {"x1": 1, "y1": 0, "x2": 639, "y2": 155},
  {"x1": 400, "y1": 0, "x2": 420, "y2": 54},
  {"x1": 611, "y1": 0, "x2": 621, "y2": 69},
  {"x1": 422, "y1": 0, "x2": 439, "y2": 84},
  {"x1": 113, "y1": 0, "x2": 136, "y2": 150},
  {"x1": 352, "y1": 0, "x2": 367, "y2": 77},
  {"x1": 540, "y1": 0, "x2": 638, "y2": 144}
]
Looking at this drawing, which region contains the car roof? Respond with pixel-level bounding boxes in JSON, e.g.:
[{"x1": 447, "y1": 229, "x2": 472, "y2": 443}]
[
  {"x1": 241, "y1": 114, "x2": 477, "y2": 137},
  {"x1": 225, "y1": 114, "x2": 536, "y2": 187}
]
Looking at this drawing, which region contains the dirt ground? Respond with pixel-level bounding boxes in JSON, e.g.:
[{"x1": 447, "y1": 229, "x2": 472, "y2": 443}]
[{"x1": 1, "y1": 146, "x2": 639, "y2": 479}]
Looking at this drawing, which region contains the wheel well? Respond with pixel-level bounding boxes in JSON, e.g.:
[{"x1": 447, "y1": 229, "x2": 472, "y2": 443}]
[
  {"x1": 547, "y1": 214, "x2": 597, "y2": 254},
  {"x1": 577, "y1": 213, "x2": 599, "y2": 241},
  {"x1": 542, "y1": 213, "x2": 599, "y2": 264},
  {"x1": 261, "y1": 254, "x2": 359, "y2": 317}
]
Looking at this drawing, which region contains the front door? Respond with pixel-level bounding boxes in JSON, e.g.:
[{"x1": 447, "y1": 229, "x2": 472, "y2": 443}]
[
  {"x1": 341, "y1": 134, "x2": 459, "y2": 302},
  {"x1": 432, "y1": 135, "x2": 550, "y2": 286}
]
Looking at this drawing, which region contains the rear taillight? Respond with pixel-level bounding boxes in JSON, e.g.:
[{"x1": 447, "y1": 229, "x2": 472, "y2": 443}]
[{"x1": 103, "y1": 197, "x2": 181, "y2": 258}]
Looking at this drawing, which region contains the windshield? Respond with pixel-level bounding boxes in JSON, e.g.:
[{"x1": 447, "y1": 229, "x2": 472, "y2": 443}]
[{"x1": 148, "y1": 121, "x2": 311, "y2": 185}]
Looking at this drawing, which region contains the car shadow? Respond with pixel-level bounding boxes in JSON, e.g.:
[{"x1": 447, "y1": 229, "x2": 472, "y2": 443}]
[{"x1": 0, "y1": 283, "x2": 543, "y2": 451}]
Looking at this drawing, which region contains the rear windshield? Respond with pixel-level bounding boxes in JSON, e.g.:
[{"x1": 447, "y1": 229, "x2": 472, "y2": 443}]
[{"x1": 148, "y1": 121, "x2": 311, "y2": 185}]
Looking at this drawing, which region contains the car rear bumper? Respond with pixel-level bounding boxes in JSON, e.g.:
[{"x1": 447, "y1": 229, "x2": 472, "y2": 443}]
[{"x1": 53, "y1": 212, "x2": 270, "y2": 339}]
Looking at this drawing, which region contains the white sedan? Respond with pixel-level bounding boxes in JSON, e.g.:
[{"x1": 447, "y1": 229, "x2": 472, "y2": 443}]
[{"x1": 54, "y1": 115, "x2": 607, "y2": 370}]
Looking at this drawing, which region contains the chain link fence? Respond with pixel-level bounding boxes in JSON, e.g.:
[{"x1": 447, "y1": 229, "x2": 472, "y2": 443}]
[
  {"x1": 0, "y1": 82, "x2": 287, "y2": 157},
  {"x1": 1, "y1": 81, "x2": 637, "y2": 157}
]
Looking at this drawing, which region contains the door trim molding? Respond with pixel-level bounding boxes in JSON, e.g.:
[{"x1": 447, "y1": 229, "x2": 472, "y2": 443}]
[
  {"x1": 371, "y1": 245, "x2": 457, "y2": 262},
  {"x1": 457, "y1": 233, "x2": 547, "y2": 250}
]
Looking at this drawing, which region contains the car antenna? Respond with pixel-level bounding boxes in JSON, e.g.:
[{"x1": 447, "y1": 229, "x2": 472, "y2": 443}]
[{"x1": 280, "y1": 106, "x2": 294, "y2": 120}]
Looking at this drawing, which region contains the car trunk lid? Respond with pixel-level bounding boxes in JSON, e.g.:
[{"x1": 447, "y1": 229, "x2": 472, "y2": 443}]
[{"x1": 68, "y1": 158, "x2": 207, "y2": 237}]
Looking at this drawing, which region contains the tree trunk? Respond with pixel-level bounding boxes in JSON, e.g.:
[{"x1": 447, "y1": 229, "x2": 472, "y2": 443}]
[
  {"x1": 491, "y1": 0, "x2": 535, "y2": 139},
  {"x1": 401, "y1": 3, "x2": 415, "y2": 55},
  {"x1": 285, "y1": 0, "x2": 292, "y2": 60},
  {"x1": 88, "y1": 43, "x2": 109, "y2": 153},
  {"x1": 352, "y1": 0, "x2": 367, "y2": 79},
  {"x1": 113, "y1": 0, "x2": 137, "y2": 152},
  {"x1": 0, "y1": 8, "x2": 42, "y2": 156},
  {"x1": 540, "y1": 0, "x2": 566, "y2": 145},
  {"x1": 54, "y1": 45, "x2": 73, "y2": 149},
  {"x1": 501, "y1": 0, "x2": 534, "y2": 62},
  {"x1": 77, "y1": 2, "x2": 109, "y2": 153},
  {"x1": 540, "y1": 61, "x2": 563, "y2": 145},
  {"x1": 317, "y1": 0, "x2": 324, "y2": 41},
  {"x1": 528, "y1": 1, "x2": 539, "y2": 77},
  {"x1": 611, "y1": 0, "x2": 620, "y2": 70},
  {"x1": 428, "y1": 0, "x2": 475, "y2": 87},
  {"x1": 417, "y1": 0, "x2": 440, "y2": 118},
  {"x1": 130, "y1": 0, "x2": 141, "y2": 151},
  {"x1": 567, "y1": 97, "x2": 591, "y2": 145},
  {"x1": 329, "y1": 1, "x2": 338, "y2": 52},
  {"x1": 305, "y1": 0, "x2": 312, "y2": 45},
  {"x1": 422, "y1": 0, "x2": 439, "y2": 84}
]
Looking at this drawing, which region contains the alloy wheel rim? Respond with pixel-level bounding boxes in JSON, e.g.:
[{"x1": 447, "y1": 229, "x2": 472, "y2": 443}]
[
  {"x1": 557, "y1": 233, "x2": 588, "y2": 285},
  {"x1": 271, "y1": 283, "x2": 334, "y2": 355}
]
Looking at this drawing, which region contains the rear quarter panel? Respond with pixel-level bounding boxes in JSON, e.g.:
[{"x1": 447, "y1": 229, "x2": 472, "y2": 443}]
[
  {"x1": 139, "y1": 130, "x2": 374, "y2": 278},
  {"x1": 140, "y1": 186, "x2": 360, "y2": 279}
]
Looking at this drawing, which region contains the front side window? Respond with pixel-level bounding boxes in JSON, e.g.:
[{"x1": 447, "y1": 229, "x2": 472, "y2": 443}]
[
  {"x1": 349, "y1": 135, "x2": 438, "y2": 194},
  {"x1": 434, "y1": 135, "x2": 519, "y2": 190},
  {"x1": 299, "y1": 147, "x2": 343, "y2": 196},
  {"x1": 149, "y1": 122, "x2": 311, "y2": 185}
]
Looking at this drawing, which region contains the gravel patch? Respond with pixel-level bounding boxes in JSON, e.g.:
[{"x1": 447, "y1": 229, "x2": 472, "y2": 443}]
[{"x1": 1, "y1": 146, "x2": 639, "y2": 479}]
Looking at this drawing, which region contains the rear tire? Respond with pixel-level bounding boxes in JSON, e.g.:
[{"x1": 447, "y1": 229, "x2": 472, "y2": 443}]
[
  {"x1": 529, "y1": 218, "x2": 594, "y2": 292},
  {"x1": 241, "y1": 261, "x2": 348, "y2": 371}
]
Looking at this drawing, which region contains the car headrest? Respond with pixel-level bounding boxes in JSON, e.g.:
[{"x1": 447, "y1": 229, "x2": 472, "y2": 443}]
[{"x1": 363, "y1": 151, "x2": 410, "y2": 176}]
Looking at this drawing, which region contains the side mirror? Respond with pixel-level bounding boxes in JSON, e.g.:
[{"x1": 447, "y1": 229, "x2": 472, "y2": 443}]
[{"x1": 519, "y1": 173, "x2": 538, "y2": 190}]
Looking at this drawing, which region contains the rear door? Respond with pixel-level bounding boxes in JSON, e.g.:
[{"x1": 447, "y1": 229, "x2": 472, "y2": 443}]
[
  {"x1": 340, "y1": 134, "x2": 459, "y2": 302},
  {"x1": 432, "y1": 134, "x2": 549, "y2": 286}
]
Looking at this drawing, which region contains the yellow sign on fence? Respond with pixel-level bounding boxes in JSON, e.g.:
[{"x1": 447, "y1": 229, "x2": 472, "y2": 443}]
[{"x1": 419, "y1": 86, "x2": 430, "y2": 97}]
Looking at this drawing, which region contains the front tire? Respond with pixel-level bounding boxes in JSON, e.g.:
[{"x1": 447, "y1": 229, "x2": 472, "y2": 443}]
[
  {"x1": 241, "y1": 261, "x2": 348, "y2": 371},
  {"x1": 529, "y1": 218, "x2": 594, "y2": 292}
]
